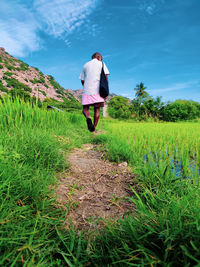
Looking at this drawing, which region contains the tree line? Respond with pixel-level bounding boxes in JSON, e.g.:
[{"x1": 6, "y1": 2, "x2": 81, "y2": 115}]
[{"x1": 108, "y1": 82, "x2": 200, "y2": 121}]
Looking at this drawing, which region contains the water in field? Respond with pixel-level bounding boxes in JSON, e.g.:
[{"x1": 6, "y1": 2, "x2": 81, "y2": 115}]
[
  {"x1": 144, "y1": 152, "x2": 200, "y2": 179},
  {"x1": 106, "y1": 121, "x2": 200, "y2": 182}
]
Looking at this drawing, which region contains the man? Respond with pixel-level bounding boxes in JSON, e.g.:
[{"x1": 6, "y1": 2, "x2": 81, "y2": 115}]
[{"x1": 79, "y1": 52, "x2": 110, "y2": 132}]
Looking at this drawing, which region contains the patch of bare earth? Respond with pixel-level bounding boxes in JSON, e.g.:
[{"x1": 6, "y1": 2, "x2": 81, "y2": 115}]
[{"x1": 56, "y1": 144, "x2": 136, "y2": 230}]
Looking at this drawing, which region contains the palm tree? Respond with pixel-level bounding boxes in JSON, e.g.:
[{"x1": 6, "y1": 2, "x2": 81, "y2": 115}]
[{"x1": 134, "y1": 82, "x2": 149, "y2": 99}]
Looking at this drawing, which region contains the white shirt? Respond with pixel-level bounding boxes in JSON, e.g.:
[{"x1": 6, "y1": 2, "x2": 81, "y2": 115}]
[{"x1": 79, "y1": 58, "x2": 110, "y2": 95}]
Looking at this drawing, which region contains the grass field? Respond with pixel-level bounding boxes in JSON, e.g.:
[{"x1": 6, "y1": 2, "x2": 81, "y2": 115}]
[
  {"x1": 0, "y1": 98, "x2": 92, "y2": 266},
  {"x1": 1, "y1": 98, "x2": 200, "y2": 266},
  {"x1": 92, "y1": 120, "x2": 200, "y2": 266}
]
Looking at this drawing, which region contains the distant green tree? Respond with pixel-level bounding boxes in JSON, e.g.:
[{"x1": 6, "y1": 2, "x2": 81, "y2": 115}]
[
  {"x1": 142, "y1": 96, "x2": 164, "y2": 118},
  {"x1": 161, "y1": 100, "x2": 200, "y2": 121},
  {"x1": 131, "y1": 95, "x2": 164, "y2": 120},
  {"x1": 130, "y1": 98, "x2": 141, "y2": 115},
  {"x1": 134, "y1": 82, "x2": 149, "y2": 100},
  {"x1": 108, "y1": 96, "x2": 131, "y2": 119}
]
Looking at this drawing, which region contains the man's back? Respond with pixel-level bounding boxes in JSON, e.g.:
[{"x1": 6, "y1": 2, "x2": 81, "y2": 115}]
[{"x1": 80, "y1": 58, "x2": 109, "y2": 95}]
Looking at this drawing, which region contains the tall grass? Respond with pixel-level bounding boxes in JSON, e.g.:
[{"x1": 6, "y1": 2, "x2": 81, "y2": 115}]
[
  {"x1": 0, "y1": 97, "x2": 91, "y2": 266},
  {"x1": 90, "y1": 120, "x2": 200, "y2": 265},
  {"x1": 2, "y1": 98, "x2": 200, "y2": 265}
]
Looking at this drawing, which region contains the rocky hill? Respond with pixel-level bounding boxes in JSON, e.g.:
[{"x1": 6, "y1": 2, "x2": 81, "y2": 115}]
[
  {"x1": 0, "y1": 47, "x2": 76, "y2": 102},
  {"x1": 0, "y1": 47, "x2": 116, "y2": 105}
]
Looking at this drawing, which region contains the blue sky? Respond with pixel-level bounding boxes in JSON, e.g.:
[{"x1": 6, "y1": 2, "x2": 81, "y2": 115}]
[{"x1": 0, "y1": 0, "x2": 200, "y2": 102}]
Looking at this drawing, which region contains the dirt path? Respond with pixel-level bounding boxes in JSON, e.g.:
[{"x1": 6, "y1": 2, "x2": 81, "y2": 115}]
[{"x1": 56, "y1": 144, "x2": 136, "y2": 230}]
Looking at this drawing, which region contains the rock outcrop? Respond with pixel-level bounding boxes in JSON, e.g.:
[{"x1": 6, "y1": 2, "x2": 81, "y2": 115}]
[{"x1": 0, "y1": 48, "x2": 77, "y2": 102}]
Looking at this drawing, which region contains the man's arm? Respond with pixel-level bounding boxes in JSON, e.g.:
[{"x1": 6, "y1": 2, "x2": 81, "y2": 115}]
[{"x1": 81, "y1": 80, "x2": 84, "y2": 86}]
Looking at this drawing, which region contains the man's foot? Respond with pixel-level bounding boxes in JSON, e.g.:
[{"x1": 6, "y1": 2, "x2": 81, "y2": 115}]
[{"x1": 86, "y1": 118, "x2": 95, "y2": 132}]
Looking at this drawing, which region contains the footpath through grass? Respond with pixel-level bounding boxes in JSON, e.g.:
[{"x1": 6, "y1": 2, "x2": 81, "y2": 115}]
[{"x1": 1, "y1": 99, "x2": 200, "y2": 266}]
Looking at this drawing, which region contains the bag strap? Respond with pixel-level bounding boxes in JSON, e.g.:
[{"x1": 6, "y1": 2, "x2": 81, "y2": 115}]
[{"x1": 102, "y1": 61, "x2": 104, "y2": 71}]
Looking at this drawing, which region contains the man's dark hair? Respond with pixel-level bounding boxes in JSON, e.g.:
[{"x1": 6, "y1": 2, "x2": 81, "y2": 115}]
[{"x1": 92, "y1": 52, "x2": 102, "y2": 59}]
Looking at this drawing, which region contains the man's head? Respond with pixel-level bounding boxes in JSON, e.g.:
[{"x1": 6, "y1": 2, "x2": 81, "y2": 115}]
[{"x1": 92, "y1": 52, "x2": 102, "y2": 61}]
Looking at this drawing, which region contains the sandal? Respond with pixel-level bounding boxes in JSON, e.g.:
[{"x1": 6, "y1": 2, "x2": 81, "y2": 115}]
[{"x1": 86, "y1": 118, "x2": 95, "y2": 132}]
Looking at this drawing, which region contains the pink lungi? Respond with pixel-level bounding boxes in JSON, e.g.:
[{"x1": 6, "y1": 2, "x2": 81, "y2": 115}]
[{"x1": 82, "y1": 93, "x2": 104, "y2": 107}]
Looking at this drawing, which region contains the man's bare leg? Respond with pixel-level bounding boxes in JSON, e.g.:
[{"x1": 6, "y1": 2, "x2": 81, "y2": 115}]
[
  {"x1": 83, "y1": 106, "x2": 95, "y2": 132},
  {"x1": 94, "y1": 107, "x2": 100, "y2": 132},
  {"x1": 82, "y1": 106, "x2": 90, "y2": 118}
]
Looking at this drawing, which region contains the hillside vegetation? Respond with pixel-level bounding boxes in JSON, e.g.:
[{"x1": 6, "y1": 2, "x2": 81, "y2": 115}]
[{"x1": 0, "y1": 47, "x2": 81, "y2": 112}]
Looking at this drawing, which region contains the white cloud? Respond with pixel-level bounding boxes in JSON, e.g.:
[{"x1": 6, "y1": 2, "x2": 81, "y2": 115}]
[
  {"x1": 149, "y1": 81, "x2": 199, "y2": 93},
  {"x1": 64, "y1": 40, "x2": 72, "y2": 47},
  {"x1": 34, "y1": 0, "x2": 98, "y2": 37},
  {"x1": 146, "y1": 5, "x2": 155, "y2": 15},
  {"x1": 0, "y1": 1, "x2": 41, "y2": 57},
  {"x1": 0, "y1": 0, "x2": 100, "y2": 57},
  {"x1": 138, "y1": 0, "x2": 165, "y2": 15}
]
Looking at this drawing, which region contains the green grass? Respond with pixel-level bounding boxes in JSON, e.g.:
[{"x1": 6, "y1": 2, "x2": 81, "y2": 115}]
[
  {"x1": 90, "y1": 120, "x2": 200, "y2": 265},
  {"x1": 1, "y1": 100, "x2": 200, "y2": 266},
  {"x1": 0, "y1": 97, "x2": 92, "y2": 266}
]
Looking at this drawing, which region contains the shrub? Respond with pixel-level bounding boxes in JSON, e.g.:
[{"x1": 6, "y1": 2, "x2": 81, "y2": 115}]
[
  {"x1": 4, "y1": 61, "x2": 15, "y2": 71},
  {"x1": 3, "y1": 77, "x2": 32, "y2": 92},
  {"x1": 30, "y1": 78, "x2": 39, "y2": 84},
  {"x1": 38, "y1": 89, "x2": 47, "y2": 96},
  {"x1": 4, "y1": 71, "x2": 14, "y2": 76},
  {"x1": 39, "y1": 76, "x2": 45, "y2": 84},
  {"x1": 7, "y1": 58, "x2": 16, "y2": 65},
  {"x1": 108, "y1": 96, "x2": 132, "y2": 119},
  {"x1": 0, "y1": 64, "x2": 3, "y2": 69},
  {"x1": 30, "y1": 77, "x2": 46, "y2": 85},
  {"x1": 161, "y1": 100, "x2": 200, "y2": 121},
  {"x1": 48, "y1": 75, "x2": 65, "y2": 95},
  {"x1": 0, "y1": 80, "x2": 8, "y2": 92},
  {"x1": 20, "y1": 62, "x2": 29, "y2": 71},
  {"x1": 44, "y1": 83, "x2": 49, "y2": 88}
]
